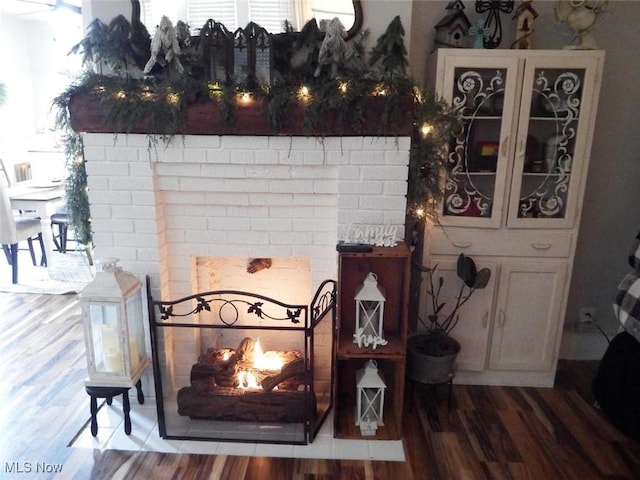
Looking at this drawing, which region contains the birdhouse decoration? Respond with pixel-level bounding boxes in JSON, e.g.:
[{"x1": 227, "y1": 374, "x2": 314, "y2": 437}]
[
  {"x1": 353, "y1": 272, "x2": 388, "y2": 349},
  {"x1": 434, "y1": 0, "x2": 471, "y2": 49},
  {"x1": 79, "y1": 258, "x2": 149, "y2": 388},
  {"x1": 512, "y1": 0, "x2": 539, "y2": 49},
  {"x1": 355, "y1": 360, "x2": 387, "y2": 436}
]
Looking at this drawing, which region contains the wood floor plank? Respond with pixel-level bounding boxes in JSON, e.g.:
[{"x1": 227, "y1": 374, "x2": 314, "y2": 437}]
[{"x1": 2, "y1": 291, "x2": 640, "y2": 479}]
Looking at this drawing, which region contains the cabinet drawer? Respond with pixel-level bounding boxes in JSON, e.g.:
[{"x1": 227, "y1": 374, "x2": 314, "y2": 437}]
[{"x1": 428, "y1": 228, "x2": 572, "y2": 258}]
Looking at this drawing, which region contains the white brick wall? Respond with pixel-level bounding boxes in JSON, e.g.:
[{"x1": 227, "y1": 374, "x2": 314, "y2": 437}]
[
  {"x1": 83, "y1": 134, "x2": 410, "y2": 297},
  {"x1": 82, "y1": 133, "x2": 410, "y2": 392}
]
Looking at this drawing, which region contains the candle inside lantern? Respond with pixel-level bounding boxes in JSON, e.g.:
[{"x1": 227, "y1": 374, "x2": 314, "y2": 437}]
[
  {"x1": 101, "y1": 324, "x2": 123, "y2": 373},
  {"x1": 129, "y1": 336, "x2": 139, "y2": 370}
]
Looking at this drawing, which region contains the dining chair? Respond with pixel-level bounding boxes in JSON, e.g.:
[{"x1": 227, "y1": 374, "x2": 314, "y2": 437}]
[
  {"x1": 0, "y1": 180, "x2": 47, "y2": 284},
  {"x1": 51, "y1": 205, "x2": 70, "y2": 253}
]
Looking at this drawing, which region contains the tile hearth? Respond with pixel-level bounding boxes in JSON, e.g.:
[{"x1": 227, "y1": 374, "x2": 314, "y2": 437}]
[{"x1": 70, "y1": 394, "x2": 406, "y2": 462}]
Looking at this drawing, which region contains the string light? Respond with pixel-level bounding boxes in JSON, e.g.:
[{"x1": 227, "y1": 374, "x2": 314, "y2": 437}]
[
  {"x1": 114, "y1": 90, "x2": 126, "y2": 99},
  {"x1": 140, "y1": 88, "x2": 155, "y2": 101},
  {"x1": 297, "y1": 85, "x2": 311, "y2": 102},
  {"x1": 373, "y1": 84, "x2": 387, "y2": 96},
  {"x1": 339, "y1": 82, "x2": 349, "y2": 94},
  {"x1": 239, "y1": 91, "x2": 252, "y2": 104},
  {"x1": 208, "y1": 82, "x2": 222, "y2": 98},
  {"x1": 415, "y1": 207, "x2": 425, "y2": 218},
  {"x1": 420, "y1": 123, "x2": 433, "y2": 138},
  {"x1": 166, "y1": 92, "x2": 180, "y2": 105}
]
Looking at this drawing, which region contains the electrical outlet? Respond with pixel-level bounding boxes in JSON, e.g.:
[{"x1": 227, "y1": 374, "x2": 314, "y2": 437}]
[
  {"x1": 576, "y1": 307, "x2": 598, "y2": 333},
  {"x1": 579, "y1": 307, "x2": 596, "y2": 324}
]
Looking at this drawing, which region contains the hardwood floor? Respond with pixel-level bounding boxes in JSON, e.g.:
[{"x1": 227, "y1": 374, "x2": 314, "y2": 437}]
[{"x1": 1, "y1": 291, "x2": 639, "y2": 479}]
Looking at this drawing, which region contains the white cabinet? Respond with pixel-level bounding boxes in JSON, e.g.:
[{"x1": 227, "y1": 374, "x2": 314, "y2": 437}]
[
  {"x1": 489, "y1": 260, "x2": 568, "y2": 372},
  {"x1": 428, "y1": 49, "x2": 604, "y2": 230},
  {"x1": 423, "y1": 49, "x2": 604, "y2": 387}
]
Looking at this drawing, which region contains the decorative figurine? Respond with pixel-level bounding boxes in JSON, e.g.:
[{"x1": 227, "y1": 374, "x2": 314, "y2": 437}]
[
  {"x1": 314, "y1": 17, "x2": 351, "y2": 78},
  {"x1": 434, "y1": 0, "x2": 472, "y2": 49},
  {"x1": 469, "y1": 20, "x2": 491, "y2": 48},
  {"x1": 512, "y1": 0, "x2": 539, "y2": 49},
  {"x1": 555, "y1": 0, "x2": 609, "y2": 49},
  {"x1": 475, "y1": 0, "x2": 515, "y2": 48},
  {"x1": 144, "y1": 16, "x2": 184, "y2": 75}
]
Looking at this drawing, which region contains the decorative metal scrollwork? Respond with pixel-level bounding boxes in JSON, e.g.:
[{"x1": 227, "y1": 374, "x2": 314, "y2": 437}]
[
  {"x1": 444, "y1": 68, "x2": 505, "y2": 218},
  {"x1": 156, "y1": 292, "x2": 303, "y2": 325},
  {"x1": 518, "y1": 69, "x2": 582, "y2": 219}
]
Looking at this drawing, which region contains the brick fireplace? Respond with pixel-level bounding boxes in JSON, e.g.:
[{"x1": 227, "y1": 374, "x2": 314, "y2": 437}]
[
  {"x1": 82, "y1": 133, "x2": 411, "y2": 297},
  {"x1": 80, "y1": 123, "x2": 411, "y2": 442}
]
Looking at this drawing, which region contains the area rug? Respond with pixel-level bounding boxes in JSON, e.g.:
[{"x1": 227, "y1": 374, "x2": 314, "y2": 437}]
[{"x1": 0, "y1": 249, "x2": 95, "y2": 294}]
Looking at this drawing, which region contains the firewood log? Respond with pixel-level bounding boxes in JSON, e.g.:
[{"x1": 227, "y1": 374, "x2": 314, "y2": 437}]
[{"x1": 261, "y1": 357, "x2": 306, "y2": 391}]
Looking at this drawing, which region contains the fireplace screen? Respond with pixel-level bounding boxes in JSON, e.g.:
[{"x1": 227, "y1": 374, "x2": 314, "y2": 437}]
[{"x1": 148, "y1": 280, "x2": 336, "y2": 444}]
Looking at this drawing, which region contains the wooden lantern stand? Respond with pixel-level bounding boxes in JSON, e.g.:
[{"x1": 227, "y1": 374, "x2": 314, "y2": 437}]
[{"x1": 85, "y1": 379, "x2": 144, "y2": 436}]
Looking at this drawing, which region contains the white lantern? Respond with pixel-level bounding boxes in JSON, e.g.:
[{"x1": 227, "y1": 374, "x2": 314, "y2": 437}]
[
  {"x1": 355, "y1": 360, "x2": 386, "y2": 436},
  {"x1": 79, "y1": 258, "x2": 150, "y2": 388},
  {"x1": 353, "y1": 272, "x2": 388, "y2": 349}
]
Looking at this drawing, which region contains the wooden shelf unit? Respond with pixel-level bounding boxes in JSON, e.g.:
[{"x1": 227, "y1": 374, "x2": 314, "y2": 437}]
[{"x1": 333, "y1": 244, "x2": 410, "y2": 440}]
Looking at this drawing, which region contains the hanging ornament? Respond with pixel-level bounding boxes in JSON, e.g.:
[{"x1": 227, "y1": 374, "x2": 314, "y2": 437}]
[
  {"x1": 475, "y1": 1, "x2": 514, "y2": 48},
  {"x1": 469, "y1": 19, "x2": 491, "y2": 48}
]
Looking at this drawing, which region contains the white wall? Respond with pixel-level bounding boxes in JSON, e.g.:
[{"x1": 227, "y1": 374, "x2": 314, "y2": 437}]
[{"x1": 0, "y1": 9, "x2": 81, "y2": 181}]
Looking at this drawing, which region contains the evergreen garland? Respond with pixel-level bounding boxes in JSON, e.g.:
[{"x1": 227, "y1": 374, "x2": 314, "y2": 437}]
[
  {"x1": 53, "y1": 14, "x2": 459, "y2": 256},
  {"x1": 53, "y1": 76, "x2": 94, "y2": 262}
]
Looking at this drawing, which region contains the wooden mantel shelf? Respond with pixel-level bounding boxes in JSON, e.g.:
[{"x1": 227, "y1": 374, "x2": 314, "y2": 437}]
[{"x1": 68, "y1": 92, "x2": 414, "y2": 137}]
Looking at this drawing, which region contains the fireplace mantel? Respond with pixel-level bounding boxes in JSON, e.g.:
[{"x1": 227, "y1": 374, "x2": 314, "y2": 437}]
[{"x1": 68, "y1": 92, "x2": 414, "y2": 137}]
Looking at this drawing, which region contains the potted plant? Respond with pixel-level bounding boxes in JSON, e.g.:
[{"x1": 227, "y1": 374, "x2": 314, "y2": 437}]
[{"x1": 406, "y1": 253, "x2": 491, "y2": 384}]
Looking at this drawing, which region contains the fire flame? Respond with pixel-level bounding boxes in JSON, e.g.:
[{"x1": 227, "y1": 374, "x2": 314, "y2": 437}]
[
  {"x1": 237, "y1": 370, "x2": 261, "y2": 389},
  {"x1": 236, "y1": 339, "x2": 284, "y2": 390},
  {"x1": 253, "y1": 339, "x2": 284, "y2": 371}
]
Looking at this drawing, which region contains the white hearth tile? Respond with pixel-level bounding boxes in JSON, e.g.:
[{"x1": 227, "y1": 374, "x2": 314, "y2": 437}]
[
  {"x1": 331, "y1": 438, "x2": 370, "y2": 459},
  {"x1": 178, "y1": 440, "x2": 220, "y2": 455},
  {"x1": 368, "y1": 440, "x2": 406, "y2": 462},
  {"x1": 72, "y1": 425, "x2": 116, "y2": 450},
  {"x1": 95, "y1": 402, "x2": 125, "y2": 427},
  {"x1": 130, "y1": 405, "x2": 161, "y2": 432},
  {"x1": 70, "y1": 394, "x2": 406, "y2": 462},
  {"x1": 254, "y1": 443, "x2": 295, "y2": 458},
  {"x1": 215, "y1": 442, "x2": 257, "y2": 457},
  {"x1": 293, "y1": 438, "x2": 333, "y2": 459},
  {"x1": 142, "y1": 432, "x2": 181, "y2": 453},
  {"x1": 104, "y1": 426, "x2": 148, "y2": 452}
]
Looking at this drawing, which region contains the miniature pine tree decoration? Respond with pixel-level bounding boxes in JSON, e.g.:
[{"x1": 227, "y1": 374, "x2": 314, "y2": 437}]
[
  {"x1": 368, "y1": 15, "x2": 409, "y2": 80},
  {"x1": 69, "y1": 18, "x2": 112, "y2": 74}
]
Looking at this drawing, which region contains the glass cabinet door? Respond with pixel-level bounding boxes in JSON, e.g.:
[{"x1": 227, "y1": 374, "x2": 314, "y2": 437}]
[
  {"x1": 439, "y1": 57, "x2": 519, "y2": 228},
  {"x1": 507, "y1": 56, "x2": 600, "y2": 228}
]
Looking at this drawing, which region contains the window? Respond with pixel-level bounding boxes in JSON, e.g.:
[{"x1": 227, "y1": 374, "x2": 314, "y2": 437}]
[{"x1": 140, "y1": 0, "x2": 304, "y2": 34}]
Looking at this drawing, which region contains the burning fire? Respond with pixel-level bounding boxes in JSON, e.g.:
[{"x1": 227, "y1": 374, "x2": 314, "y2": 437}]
[
  {"x1": 236, "y1": 339, "x2": 284, "y2": 390},
  {"x1": 253, "y1": 339, "x2": 284, "y2": 371},
  {"x1": 236, "y1": 370, "x2": 261, "y2": 389}
]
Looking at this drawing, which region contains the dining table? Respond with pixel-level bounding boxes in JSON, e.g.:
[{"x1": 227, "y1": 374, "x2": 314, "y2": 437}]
[{"x1": 8, "y1": 179, "x2": 65, "y2": 276}]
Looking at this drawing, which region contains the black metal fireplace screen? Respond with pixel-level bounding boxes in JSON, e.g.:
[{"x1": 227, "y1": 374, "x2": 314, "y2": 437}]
[{"x1": 148, "y1": 279, "x2": 336, "y2": 444}]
